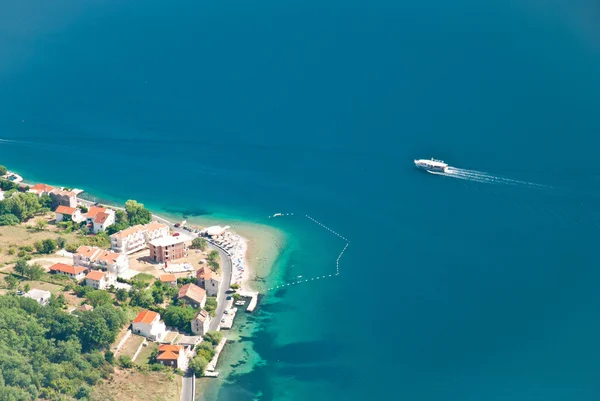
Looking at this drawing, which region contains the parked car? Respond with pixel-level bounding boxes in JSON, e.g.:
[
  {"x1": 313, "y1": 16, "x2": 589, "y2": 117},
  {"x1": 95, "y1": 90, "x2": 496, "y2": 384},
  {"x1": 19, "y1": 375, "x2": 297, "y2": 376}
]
[
  {"x1": 174, "y1": 223, "x2": 181, "y2": 228},
  {"x1": 173, "y1": 232, "x2": 180, "y2": 237}
]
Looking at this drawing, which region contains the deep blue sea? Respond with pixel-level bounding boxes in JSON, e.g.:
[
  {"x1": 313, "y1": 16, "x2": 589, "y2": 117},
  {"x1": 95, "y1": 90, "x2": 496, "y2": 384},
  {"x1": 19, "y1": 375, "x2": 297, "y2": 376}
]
[{"x1": 3, "y1": 0, "x2": 600, "y2": 400}]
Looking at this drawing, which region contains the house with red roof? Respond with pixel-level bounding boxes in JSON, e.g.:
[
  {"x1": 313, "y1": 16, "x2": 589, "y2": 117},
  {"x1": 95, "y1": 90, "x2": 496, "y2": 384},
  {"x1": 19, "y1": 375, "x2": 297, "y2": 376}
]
[
  {"x1": 191, "y1": 309, "x2": 211, "y2": 336},
  {"x1": 28, "y1": 183, "x2": 54, "y2": 196},
  {"x1": 178, "y1": 283, "x2": 206, "y2": 309},
  {"x1": 156, "y1": 344, "x2": 188, "y2": 369},
  {"x1": 85, "y1": 270, "x2": 116, "y2": 290},
  {"x1": 85, "y1": 206, "x2": 116, "y2": 234},
  {"x1": 55, "y1": 205, "x2": 84, "y2": 223},
  {"x1": 160, "y1": 274, "x2": 177, "y2": 287},
  {"x1": 132, "y1": 310, "x2": 167, "y2": 341},
  {"x1": 49, "y1": 263, "x2": 87, "y2": 281},
  {"x1": 196, "y1": 267, "x2": 222, "y2": 297}
]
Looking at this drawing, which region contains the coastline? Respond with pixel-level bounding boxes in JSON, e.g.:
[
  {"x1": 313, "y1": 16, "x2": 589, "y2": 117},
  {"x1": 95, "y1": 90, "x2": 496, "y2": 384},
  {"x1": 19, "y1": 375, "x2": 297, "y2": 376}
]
[{"x1": 11, "y1": 167, "x2": 284, "y2": 400}]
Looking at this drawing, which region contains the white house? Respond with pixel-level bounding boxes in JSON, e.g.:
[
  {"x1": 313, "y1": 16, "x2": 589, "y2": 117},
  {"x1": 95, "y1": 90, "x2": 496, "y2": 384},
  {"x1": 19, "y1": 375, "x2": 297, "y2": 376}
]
[
  {"x1": 191, "y1": 309, "x2": 211, "y2": 336},
  {"x1": 49, "y1": 263, "x2": 87, "y2": 281},
  {"x1": 92, "y1": 210, "x2": 115, "y2": 233},
  {"x1": 55, "y1": 205, "x2": 84, "y2": 223},
  {"x1": 74, "y1": 246, "x2": 129, "y2": 277},
  {"x1": 110, "y1": 225, "x2": 147, "y2": 254},
  {"x1": 196, "y1": 267, "x2": 222, "y2": 297},
  {"x1": 23, "y1": 289, "x2": 51, "y2": 306},
  {"x1": 85, "y1": 270, "x2": 116, "y2": 290},
  {"x1": 132, "y1": 310, "x2": 167, "y2": 341}
]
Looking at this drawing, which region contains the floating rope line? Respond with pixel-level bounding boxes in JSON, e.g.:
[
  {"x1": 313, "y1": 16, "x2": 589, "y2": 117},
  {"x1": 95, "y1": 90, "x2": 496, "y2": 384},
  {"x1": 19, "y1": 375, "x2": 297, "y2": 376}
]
[{"x1": 266, "y1": 215, "x2": 349, "y2": 291}]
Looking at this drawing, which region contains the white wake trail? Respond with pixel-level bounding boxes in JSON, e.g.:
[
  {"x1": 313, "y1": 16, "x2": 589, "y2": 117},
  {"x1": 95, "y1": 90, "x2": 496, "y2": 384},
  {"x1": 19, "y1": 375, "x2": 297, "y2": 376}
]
[{"x1": 439, "y1": 167, "x2": 550, "y2": 189}]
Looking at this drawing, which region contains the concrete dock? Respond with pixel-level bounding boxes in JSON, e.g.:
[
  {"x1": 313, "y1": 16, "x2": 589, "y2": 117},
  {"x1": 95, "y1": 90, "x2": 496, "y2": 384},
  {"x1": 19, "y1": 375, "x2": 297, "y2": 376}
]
[{"x1": 238, "y1": 291, "x2": 259, "y2": 312}]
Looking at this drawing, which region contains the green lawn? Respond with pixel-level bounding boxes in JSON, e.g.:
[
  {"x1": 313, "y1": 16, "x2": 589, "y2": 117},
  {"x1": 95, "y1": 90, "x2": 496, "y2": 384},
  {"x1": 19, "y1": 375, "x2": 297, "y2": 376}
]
[{"x1": 136, "y1": 342, "x2": 159, "y2": 365}]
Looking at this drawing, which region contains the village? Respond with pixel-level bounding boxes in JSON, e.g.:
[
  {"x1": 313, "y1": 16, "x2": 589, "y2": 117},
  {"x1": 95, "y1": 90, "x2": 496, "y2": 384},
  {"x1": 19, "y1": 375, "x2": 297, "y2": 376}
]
[{"x1": 0, "y1": 173, "x2": 258, "y2": 400}]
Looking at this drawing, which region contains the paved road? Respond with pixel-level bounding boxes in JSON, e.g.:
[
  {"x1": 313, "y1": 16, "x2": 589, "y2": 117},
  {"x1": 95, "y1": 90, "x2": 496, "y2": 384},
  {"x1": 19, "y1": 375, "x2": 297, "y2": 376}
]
[
  {"x1": 208, "y1": 242, "x2": 232, "y2": 331},
  {"x1": 181, "y1": 372, "x2": 195, "y2": 401}
]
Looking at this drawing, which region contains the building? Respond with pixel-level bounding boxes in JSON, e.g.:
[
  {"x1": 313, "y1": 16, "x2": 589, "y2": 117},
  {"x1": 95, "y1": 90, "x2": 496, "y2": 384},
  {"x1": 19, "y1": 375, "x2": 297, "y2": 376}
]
[
  {"x1": 86, "y1": 206, "x2": 107, "y2": 222},
  {"x1": 196, "y1": 267, "x2": 222, "y2": 297},
  {"x1": 178, "y1": 283, "x2": 206, "y2": 309},
  {"x1": 110, "y1": 221, "x2": 169, "y2": 254},
  {"x1": 91, "y1": 210, "x2": 115, "y2": 233},
  {"x1": 55, "y1": 205, "x2": 84, "y2": 223},
  {"x1": 28, "y1": 183, "x2": 54, "y2": 196},
  {"x1": 145, "y1": 221, "x2": 170, "y2": 242},
  {"x1": 73, "y1": 246, "x2": 129, "y2": 277},
  {"x1": 49, "y1": 189, "x2": 77, "y2": 208},
  {"x1": 110, "y1": 225, "x2": 147, "y2": 254},
  {"x1": 191, "y1": 309, "x2": 211, "y2": 335},
  {"x1": 149, "y1": 236, "x2": 188, "y2": 263},
  {"x1": 23, "y1": 289, "x2": 51, "y2": 306},
  {"x1": 132, "y1": 310, "x2": 167, "y2": 341},
  {"x1": 49, "y1": 263, "x2": 87, "y2": 281},
  {"x1": 85, "y1": 270, "x2": 116, "y2": 290},
  {"x1": 160, "y1": 274, "x2": 177, "y2": 287},
  {"x1": 156, "y1": 344, "x2": 188, "y2": 369}
]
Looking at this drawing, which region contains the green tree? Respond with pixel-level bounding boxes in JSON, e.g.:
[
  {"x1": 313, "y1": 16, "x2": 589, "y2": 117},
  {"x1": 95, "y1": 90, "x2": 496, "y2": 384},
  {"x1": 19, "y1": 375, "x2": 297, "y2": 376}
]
[
  {"x1": 115, "y1": 288, "x2": 128, "y2": 302},
  {"x1": 13, "y1": 258, "x2": 28, "y2": 277},
  {"x1": 230, "y1": 283, "x2": 240, "y2": 290},
  {"x1": 4, "y1": 274, "x2": 18, "y2": 289},
  {"x1": 0, "y1": 213, "x2": 20, "y2": 226},
  {"x1": 191, "y1": 237, "x2": 208, "y2": 251},
  {"x1": 35, "y1": 218, "x2": 48, "y2": 231},
  {"x1": 105, "y1": 350, "x2": 115, "y2": 364},
  {"x1": 0, "y1": 192, "x2": 42, "y2": 221},
  {"x1": 86, "y1": 290, "x2": 113, "y2": 307},
  {"x1": 195, "y1": 342, "x2": 216, "y2": 361},
  {"x1": 0, "y1": 165, "x2": 7, "y2": 176},
  {"x1": 152, "y1": 285, "x2": 165, "y2": 304},
  {"x1": 79, "y1": 205, "x2": 89, "y2": 214},
  {"x1": 129, "y1": 289, "x2": 154, "y2": 308},
  {"x1": 39, "y1": 194, "x2": 53, "y2": 209},
  {"x1": 203, "y1": 331, "x2": 222, "y2": 347},
  {"x1": 163, "y1": 305, "x2": 196, "y2": 332},
  {"x1": 188, "y1": 355, "x2": 208, "y2": 376},
  {"x1": 208, "y1": 259, "x2": 220, "y2": 273},
  {"x1": 23, "y1": 283, "x2": 30, "y2": 292},
  {"x1": 204, "y1": 297, "x2": 217, "y2": 317},
  {"x1": 207, "y1": 250, "x2": 219, "y2": 261},
  {"x1": 125, "y1": 200, "x2": 152, "y2": 226},
  {"x1": 39, "y1": 238, "x2": 57, "y2": 254},
  {"x1": 25, "y1": 263, "x2": 44, "y2": 280},
  {"x1": 56, "y1": 236, "x2": 67, "y2": 249}
]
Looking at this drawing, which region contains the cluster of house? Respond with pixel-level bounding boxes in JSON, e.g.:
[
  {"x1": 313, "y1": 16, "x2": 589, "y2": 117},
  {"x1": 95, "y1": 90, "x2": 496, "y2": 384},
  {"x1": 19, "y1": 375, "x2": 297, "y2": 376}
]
[{"x1": 131, "y1": 266, "x2": 223, "y2": 345}]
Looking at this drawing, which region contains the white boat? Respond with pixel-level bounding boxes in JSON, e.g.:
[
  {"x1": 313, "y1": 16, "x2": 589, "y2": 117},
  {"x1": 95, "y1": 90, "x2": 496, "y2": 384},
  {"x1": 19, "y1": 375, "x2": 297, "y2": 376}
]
[{"x1": 414, "y1": 158, "x2": 448, "y2": 173}]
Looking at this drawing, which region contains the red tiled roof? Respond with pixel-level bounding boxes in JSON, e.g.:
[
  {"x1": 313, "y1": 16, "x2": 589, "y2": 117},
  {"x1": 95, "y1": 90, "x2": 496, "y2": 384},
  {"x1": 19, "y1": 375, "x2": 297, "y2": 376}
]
[
  {"x1": 196, "y1": 267, "x2": 221, "y2": 282},
  {"x1": 133, "y1": 310, "x2": 159, "y2": 324},
  {"x1": 76, "y1": 245, "x2": 100, "y2": 259},
  {"x1": 86, "y1": 206, "x2": 106, "y2": 219},
  {"x1": 145, "y1": 221, "x2": 168, "y2": 232},
  {"x1": 31, "y1": 183, "x2": 54, "y2": 192},
  {"x1": 158, "y1": 344, "x2": 182, "y2": 353},
  {"x1": 195, "y1": 309, "x2": 209, "y2": 323},
  {"x1": 156, "y1": 350, "x2": 179, "y2": 361},
  {"x1": 50, "y1": 263, "x2": 86, "y2": 275},
  {"x1": 160, "y1": 274, "x2": 176, "y2": 282},
  {"x1": 178, "y1": 283, "x2": 206, "y2": 304},
  {"x1": 55, "y1": 205, "x2": 76, "y2": 215},
  {"x1": 85, "y1": 270, "x2": 105, "y2": 281},
  {"x1": 94, "y1": 212, "x2": 110, "y2": 224}
]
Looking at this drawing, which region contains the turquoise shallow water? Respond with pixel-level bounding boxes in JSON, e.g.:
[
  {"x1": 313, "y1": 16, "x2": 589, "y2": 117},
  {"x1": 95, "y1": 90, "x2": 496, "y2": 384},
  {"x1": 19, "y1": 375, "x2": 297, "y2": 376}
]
[{"x1": 3, "y1": 0, "x2": 600, "y2": 400}]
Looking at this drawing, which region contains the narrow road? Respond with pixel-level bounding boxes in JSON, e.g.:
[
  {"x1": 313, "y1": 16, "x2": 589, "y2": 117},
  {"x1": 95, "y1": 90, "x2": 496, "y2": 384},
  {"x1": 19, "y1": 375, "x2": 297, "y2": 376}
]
[
  {"x1": 181, "y1": 372, "x2": 195, "y2": 401},
  {"x1": 208, "y1": 242, "x2": 232, "y2": 331}
]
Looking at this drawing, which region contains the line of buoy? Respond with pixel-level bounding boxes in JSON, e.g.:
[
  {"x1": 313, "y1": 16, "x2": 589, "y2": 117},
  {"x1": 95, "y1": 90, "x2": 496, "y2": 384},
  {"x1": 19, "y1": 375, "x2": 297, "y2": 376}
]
[
  {"x1": 266, "y1": 215, "x2": 350, "y2": 292},
  {"x1": 306, "y1": 215, "x2": 348, "y2": 241}
]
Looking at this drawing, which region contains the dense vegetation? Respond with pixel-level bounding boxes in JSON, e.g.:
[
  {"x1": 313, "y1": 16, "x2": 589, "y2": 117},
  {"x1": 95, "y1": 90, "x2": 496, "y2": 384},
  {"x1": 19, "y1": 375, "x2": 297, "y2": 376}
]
[
  {"x1": 190, "y1": 237, "x2": 208, "y2": 251},
  {"x1": 0, "y1": 295, "x2": 127, "y2": 400},
  {"x1": 188, "y1": 331, "x2": 223, "y2": 376},
  {"x1": 0, "y1": 192, "x2": 51, "y2": 226},
  {"x1": 106, "y1": 200, "x2": 152, "y2": 235}
]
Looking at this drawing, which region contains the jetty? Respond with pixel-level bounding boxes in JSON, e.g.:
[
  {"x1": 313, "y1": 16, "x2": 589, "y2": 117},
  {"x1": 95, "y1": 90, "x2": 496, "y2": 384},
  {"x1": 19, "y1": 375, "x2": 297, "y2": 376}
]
[
  {"x1": 238, "y1": 291, "x2": 259, "y2": 312},
  {"x1": 204, "y1": 337, "x2": 228, "y2": 376},
  {"x1": 220, "y1": 307, "x2": 238, "y2": 330}
]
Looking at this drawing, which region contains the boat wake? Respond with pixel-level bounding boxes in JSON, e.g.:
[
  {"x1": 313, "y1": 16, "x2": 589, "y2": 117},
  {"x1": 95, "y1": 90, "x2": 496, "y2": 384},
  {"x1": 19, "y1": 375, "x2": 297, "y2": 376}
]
[{"x1": 430, "y1": 167, "x2": 550, "y2": 189}]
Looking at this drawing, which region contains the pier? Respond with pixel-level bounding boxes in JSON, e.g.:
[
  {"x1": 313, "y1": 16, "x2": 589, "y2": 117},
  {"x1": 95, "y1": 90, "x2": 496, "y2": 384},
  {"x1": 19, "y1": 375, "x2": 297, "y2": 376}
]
[
  {"x1": 204, "y1": 337, "x2": 228, "y2": 375},
  {"x1": 238, "y1": 291, "x2": 259, "y2": 312}
]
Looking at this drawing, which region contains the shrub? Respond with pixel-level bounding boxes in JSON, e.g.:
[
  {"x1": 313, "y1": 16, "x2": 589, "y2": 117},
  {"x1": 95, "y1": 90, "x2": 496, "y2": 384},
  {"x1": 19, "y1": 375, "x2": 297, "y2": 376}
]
[
  {"x1": 118, "y1": 355, "x2": 134, "y2": 368},
  {"x1": 56, "y1": 237, "x2": 67, "y2": 249}
]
